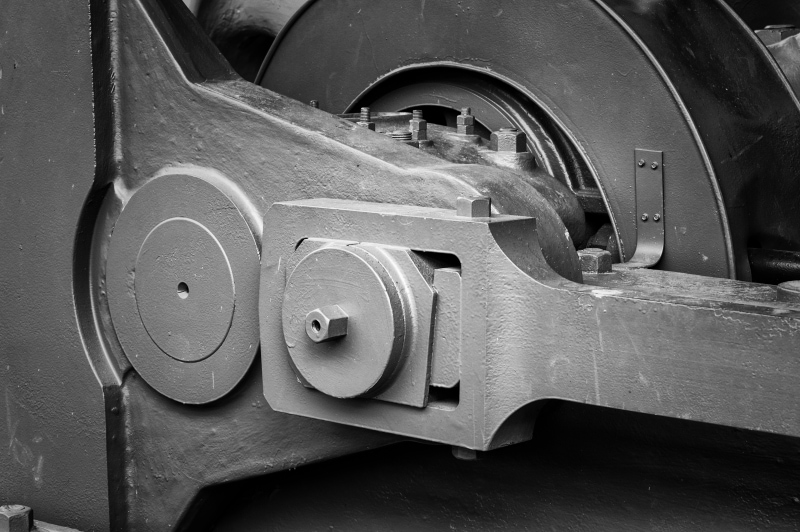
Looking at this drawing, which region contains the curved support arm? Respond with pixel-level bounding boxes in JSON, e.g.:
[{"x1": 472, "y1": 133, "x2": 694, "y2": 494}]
[{"x1": 261, "y1": 198, "x2": 800, "y2": 450}]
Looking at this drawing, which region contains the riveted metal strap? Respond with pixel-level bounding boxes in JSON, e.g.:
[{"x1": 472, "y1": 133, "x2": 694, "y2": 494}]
[{"x1": 624, "y1": 149, "x2": 664, "y2": 268}]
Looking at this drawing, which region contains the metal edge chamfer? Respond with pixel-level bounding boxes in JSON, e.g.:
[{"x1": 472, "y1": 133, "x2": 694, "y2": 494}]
[{"x1": 105, "y1": 173, "x2": 260, "y2": 404}]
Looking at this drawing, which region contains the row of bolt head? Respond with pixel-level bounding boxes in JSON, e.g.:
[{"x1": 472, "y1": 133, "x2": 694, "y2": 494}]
[{"x1": 347, "y1": 105, "x2": 526, "y2": 153}]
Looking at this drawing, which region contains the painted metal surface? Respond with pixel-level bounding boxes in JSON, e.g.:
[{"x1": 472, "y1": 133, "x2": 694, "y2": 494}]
[
  {"x1": 4, "y1": 0, "x2": 800, "y2": 528},
  {"x1": 0, "y1": 0, "x2": 109, "y2": 530},
  {"x1": 73, "y1": 0, "x2": 579, "y2": 527},
  {"x1": 105, "y1": 173, "x2": 261, "y2": 404},
  {"x1": 215, "y1": 403, "x2": 800, "y2": 531},
  {"x1": 262, "y1": 199, "x2": 800, "y2": 449}
]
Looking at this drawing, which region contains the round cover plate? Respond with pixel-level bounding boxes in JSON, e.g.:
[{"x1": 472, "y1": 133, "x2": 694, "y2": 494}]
[
  {"x1": 282, "y1": 245, "x2": 404, "y2": 399},
  {"x1": 106, "y1": 174, "x2": 259, "y2": 404},
  {"x1": 135, "y1": 217, "x2": 235, "y2": 363}
]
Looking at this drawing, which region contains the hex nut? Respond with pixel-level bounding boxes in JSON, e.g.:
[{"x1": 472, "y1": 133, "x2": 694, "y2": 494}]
[
  {"x1": 456, "y1": 196, "x2": 492, "y2": 218},
  {"x1": 456, "y1": 108, "x2": 475, "y2": 135},
  {"x1": 578, "y1": 248, "x2": 613, "y2": 273},
  {"x1": 305, "y1": 305, "x2": 349, "y2": 343},
  {"x1": 0, "y1": 505, "x2": 33, "y2": 532},
  {"x1": 490, "y1": 128, "x2": 527, "y2": 153}
]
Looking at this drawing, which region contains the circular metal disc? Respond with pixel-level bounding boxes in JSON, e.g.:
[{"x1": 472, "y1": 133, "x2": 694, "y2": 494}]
[
  {"x1": 282, "y1": 245, "x2": 405, "y2": 399},
  {"x1": 106, "y1": 174, "x2": 260, "y2": 404},
  {"x1": 135, "y1": 217, "x2": 235, "y2": 363}
]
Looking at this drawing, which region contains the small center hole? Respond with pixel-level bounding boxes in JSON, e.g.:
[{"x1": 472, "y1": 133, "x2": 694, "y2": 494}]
[
  {"x1": 311, "y1": 319, "x2": 321, "y2": 333},
  {"x1": 177, "y1": 282, "x2": 189, "y2": 299}
]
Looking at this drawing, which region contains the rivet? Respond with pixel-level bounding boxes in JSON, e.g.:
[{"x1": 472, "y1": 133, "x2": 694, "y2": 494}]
[
  {"x1": 637, "y1": 159, "x2": 646, "y2": 167},
  {"x1": 651, "y1": 162, "x2": 659, "y2": 170},
  {"x1": 653, "y1": 213, "x2": 661, "y2": 222},
  {"x1": 641, "y1": 213, "x2": 649, "y2": 222}
]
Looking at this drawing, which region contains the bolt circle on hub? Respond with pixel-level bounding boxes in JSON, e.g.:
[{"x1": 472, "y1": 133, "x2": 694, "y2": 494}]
[
  {"x1": 106, "y1": 173, "x2": 260, "y2": 404},
  {"x1": 282, "y1": 245, "x2": 406, "y2": 399}
]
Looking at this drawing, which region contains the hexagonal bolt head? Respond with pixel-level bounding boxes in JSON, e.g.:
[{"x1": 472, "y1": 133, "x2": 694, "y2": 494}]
[
  {"x1": 456, "y1": 196, "x2": 492, "y2": 218},
  {"x1": 0, "y1": 505, "x2": 33, "y2": 532},
  {"x1": 305, "y1": 305, "x2": 349, "y2": 343},
  {"x1": 578, "y1": 248, "x2": 613, "y2": 274},
  {"x1": 456, "y1": 108, "x2": 475, "y2": 135},
  {"x1": 490, "y1": 128, "x2": 527, "y2": 153}
]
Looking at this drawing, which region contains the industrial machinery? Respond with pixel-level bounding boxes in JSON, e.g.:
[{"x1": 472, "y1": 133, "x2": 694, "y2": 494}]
[{"x1": 3, "y1": 0, "x2": 800, "y2": 530}]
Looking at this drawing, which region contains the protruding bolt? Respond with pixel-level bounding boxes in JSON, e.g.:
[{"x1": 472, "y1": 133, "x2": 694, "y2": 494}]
[
  {"x1": 452, "y1": 446, "x2": 479, "y2": 460},
  {"x1": 490, "y1": 128, "x2": 527, "y2": 153},
  {"x1": 457, "y1": 107, "x2": 475, "y2": 135},
  {"x1": 309, "y1": 100, "x2": 319, "y2": 108},
  {"x1": 410, "y1": 109, "x2": 428, "y2": 141},
  {"x1": 0, "y1": 505, "x2": 33, "y2": 532},
  {"x1": 305, "y1": 305, "x2": 349, "y2": 343},
  {"x1": 777, "y1": 280, "x2": 800, "y2": 304},
  {"x1": 357, "y1": 107, "x2": 375, "y2": 131},
  {"x1": 641, "y1": 213, "x2": 649, "y2": 222},
  {"x1": 651, "y1": 162, "x2": 659, "y2": 170},
  {"x1": 578, "y1": 248, "x2": 613, "y2": 274},
  {"x1": 456, "y1": 196, "x2": 491, "y2": 218},
  {"x1": 653, "y1": 213, "x2": 661, "y2": 222},
  {"x1": 637, "y1": 159, "x2": 646, "y2": 167}
]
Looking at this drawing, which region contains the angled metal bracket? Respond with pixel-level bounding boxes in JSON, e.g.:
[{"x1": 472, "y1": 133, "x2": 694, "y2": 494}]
[{"x1": 624, "y1": 149, "x2": 664, "y2": 268}]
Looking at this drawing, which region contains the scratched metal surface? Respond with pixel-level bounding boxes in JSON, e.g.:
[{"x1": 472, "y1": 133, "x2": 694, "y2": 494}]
[{"x1": 0, "y1": 0, "x2": 109, "y2": 530}]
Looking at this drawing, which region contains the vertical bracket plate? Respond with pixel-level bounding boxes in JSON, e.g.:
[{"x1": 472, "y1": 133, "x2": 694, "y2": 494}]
[{"x1": 624, "y1": 149, "x2": 664, "y2": 268}]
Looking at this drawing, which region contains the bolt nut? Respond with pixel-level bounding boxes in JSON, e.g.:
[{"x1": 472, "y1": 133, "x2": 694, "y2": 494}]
[
  {"x1": 456, "y1": 196, "x2": 492, "y2": 218},
  {"x1": 578, "y1": 248, "x2": 613, "y2": 274},
  {"x1": 0, "y1": 505, "x2": 33, "y2": 532},
  {"x1": 305, "y1": 305, "x2": 349, "y2": 343},
  {"x1": 410, "y1": 110, "x2": 428, "y2": 141},
  {"x1": 456, "y1": 108, "x2": 475, "y2": 135},
  {"x1": 490, "y1": 128, "x2": 527, "y2": 153}
]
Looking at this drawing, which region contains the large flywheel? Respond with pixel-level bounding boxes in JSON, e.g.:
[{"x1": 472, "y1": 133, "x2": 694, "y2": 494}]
[{"x1": 257, "y1": 0, "x2": 800, "y2": 281}]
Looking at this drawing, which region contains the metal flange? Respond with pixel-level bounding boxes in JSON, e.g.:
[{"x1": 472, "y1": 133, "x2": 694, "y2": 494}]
[
  {"x1": 282, "y1": 243, "x2": 406, "y2": 399},
  {"x1": 106, "y1": 173, "x2": 260, "y2": 404}
]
